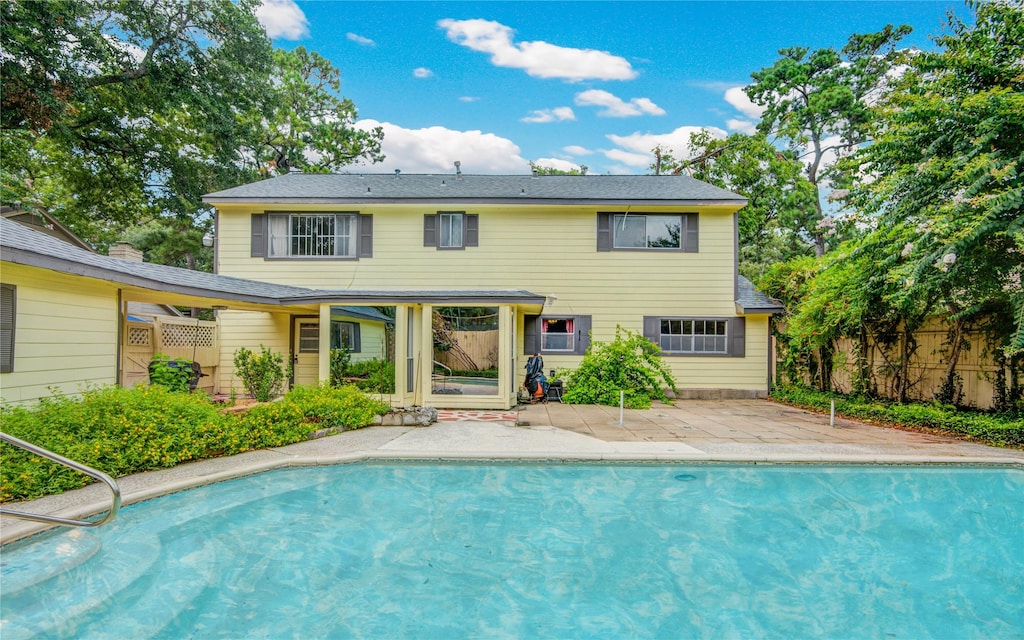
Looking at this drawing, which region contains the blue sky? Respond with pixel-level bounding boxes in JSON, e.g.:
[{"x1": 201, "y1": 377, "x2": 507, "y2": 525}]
[{"x1": 255, "y1": 1, "x2": 965, "y2": 175}]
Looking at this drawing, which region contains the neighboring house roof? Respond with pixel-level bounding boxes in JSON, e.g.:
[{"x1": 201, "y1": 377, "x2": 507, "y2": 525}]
[
  {"x1": 1, "y1": 207, "x2": 93, "y2": 250},
  {"x1": 203, "y1": 173, "x2": 748, "y2": 206},
  {"x1": 736, "y1": 276, "x2": 785, "y2": 314},
  {"x1": 333, "y1": 306, "x2": 394, "y2": 324},
  {"x1": 0, "y1": 218, "x2": 546, "y2": 308}
]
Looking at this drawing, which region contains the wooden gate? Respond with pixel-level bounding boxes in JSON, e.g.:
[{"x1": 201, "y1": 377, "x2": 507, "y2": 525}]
[{"x1": 121, "y1": 316, "x2": 219, "y2": 394}]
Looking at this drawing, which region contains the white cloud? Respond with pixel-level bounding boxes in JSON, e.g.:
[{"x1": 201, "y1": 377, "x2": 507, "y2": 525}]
[
  {"x1": 459, "y1": 96, "x2": 481, "y2": 102},
  {"x1": 256, "y1": 0, "x2": 309, "y2": 40},
  {"x1": 727, "y1": 119, "x2": 758, "y2": 135},
  {"x1": 532, "y1": 158, "x2": 586, "y2": 172},
  {"x1": 354, "y1": 119, "x2": 530, "y2": 174},
  {"x1": 601, "y1": 148, "x2": 654, "y2": 168},
  {"x1": 574, "y1": 89, "x2": 665, "y2": 117},
  {"x1": 606, "y1": 125, "x2": 728, "y2": 161},
  {"x1": 521, "y1": 107, "x2": 576, "y2": 123},
  {"x1": 437, "y1": 18, "x2": 636, "y2": 82},
  {"x1": 563, "y1": 145, "x2": 594, "y2": 155},
  {"x1": 413, "y1": 67, "x2": 434, "y2": 79},
  {"x1": 347, "y1": 32, "x2": 376, "y2": 47},
  {"x1": 723, "y1": 86, "x2": 764, "y2": 120}
]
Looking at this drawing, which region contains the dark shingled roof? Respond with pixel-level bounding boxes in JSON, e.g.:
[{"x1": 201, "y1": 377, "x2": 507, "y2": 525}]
[
  {"x1": 203, "y1": 173, "x2": 747, "y2": 205},
  {"x1": 737, "y1": 275, "x2": 785, "y2": 314}
]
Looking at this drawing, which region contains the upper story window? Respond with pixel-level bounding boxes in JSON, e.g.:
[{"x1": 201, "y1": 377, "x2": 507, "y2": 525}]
[
  {"x1": 250, "y1": 213, "x2": 372, "y2": 260},
  {"x1": 271, "y1": 213, "x2": 355, "y2": 258},
  {"x1": 424, "y1": 212, "x2": 479, "y2": 250},
  {"x1": 597, "y1": 212, "x2": 698, "y2": 252}
]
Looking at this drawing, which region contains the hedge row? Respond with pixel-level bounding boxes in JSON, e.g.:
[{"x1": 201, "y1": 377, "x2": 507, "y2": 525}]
[
  {"x1": 770, "y1": 385, "x2": 1024, "y2": 449},
  {"x1": 0, "y1": 384, "x2": 390, "y2": 502}
]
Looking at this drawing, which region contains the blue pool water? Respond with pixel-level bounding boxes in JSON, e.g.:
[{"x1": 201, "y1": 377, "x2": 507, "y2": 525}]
[{"x1": 2, "y1": 464, "x2": 1022, "y2": 639}]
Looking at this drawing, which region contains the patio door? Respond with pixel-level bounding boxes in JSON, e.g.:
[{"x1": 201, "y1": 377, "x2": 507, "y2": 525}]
[{"x1": 293, "y1": 319, "x2": 320, "y2": 386}]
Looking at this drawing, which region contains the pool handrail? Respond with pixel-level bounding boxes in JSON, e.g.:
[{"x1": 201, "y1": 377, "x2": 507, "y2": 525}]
[{"x1": 0, "y1": 431, "x2": 121, "y2": 528}]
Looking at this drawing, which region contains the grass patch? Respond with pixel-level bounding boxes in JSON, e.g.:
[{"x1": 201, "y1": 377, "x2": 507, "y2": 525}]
[
  {"x1": 770, "y1": 384, "x2": 1024, "y2": 449},
  {"x1": 0, "y1": 384, "x2": 390, "y2": 502}
]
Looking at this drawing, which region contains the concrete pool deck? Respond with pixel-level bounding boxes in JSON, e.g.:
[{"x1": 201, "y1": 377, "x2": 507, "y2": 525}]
[{"x1": 3, "y1": 399, "x2": 1022, "y2": 545}]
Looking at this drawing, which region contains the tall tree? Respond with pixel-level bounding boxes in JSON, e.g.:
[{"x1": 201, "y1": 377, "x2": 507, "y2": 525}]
[
  {"x1": 1, "y1": 0, "x2": 273, "y2": 244},
  {"x1": 745, "y1": 24, "x2": 912, "y2": 256},
  {"x1": 847, "y1": 0, "x2": 1024, "y2": 358},
  {"x1": 683, "y1": 131, "x2": 817, "y2": 278},
  {"x1": 238, "y1": 47, "x2": 384, "y2": 176}
]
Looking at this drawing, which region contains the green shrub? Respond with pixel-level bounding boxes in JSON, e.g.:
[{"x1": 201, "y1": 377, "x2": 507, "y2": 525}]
[
  {"x1": 560, "y1": 326, "x2": 677, "y2": 409},
  {"x1": 148, "y1": 353, "x2": 195, "y2": 393},
  {"x1": 770, "y1": 384, "x2": 1024, "y2": 448},
  {"x1": 285, "y1": 384, "x2": 390, "y2": 430},
  {"x1": 0, "y1": 386, "x2": 228, "y2": 501},
  {"x1": 0, "y1": 381, "x2": 393, "y2": 502},
  {"x1": 329, "y1": 348, "x2": 352, "y2": 387},
  {"x1": 346, "y1": 359, "x2": 395, "y2": 394},
  {"x1": 233, "y1": 345, "x2": 288, "y2": 401}
]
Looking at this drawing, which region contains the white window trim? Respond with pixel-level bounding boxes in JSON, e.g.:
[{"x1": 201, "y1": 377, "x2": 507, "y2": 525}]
[
  {"x1": 659, "y1": 318, "x2": 728, "y2": 354},
  {"x1": 268, "y1": 213, "x2": 357, "y2": 258}
]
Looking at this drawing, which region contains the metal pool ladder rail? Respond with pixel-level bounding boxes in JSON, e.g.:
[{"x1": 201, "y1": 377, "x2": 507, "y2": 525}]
[{"x1": 0, "y1": 432, "x2": 121, "y2": 528}]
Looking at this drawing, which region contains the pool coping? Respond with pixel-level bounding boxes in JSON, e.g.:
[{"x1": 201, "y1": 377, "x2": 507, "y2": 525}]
[{"x1": 3, "y1": 420, "x2": 1022, "y2": 546}]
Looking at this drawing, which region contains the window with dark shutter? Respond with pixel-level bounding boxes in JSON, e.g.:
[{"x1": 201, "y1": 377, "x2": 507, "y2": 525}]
[
  {"x1": 643, "y1": 315, "x2": 744, "y2": 357},
  {"x1": 528, "y1": 314, "x2": 592, "y2": 355},
  {"x1": 598, "y1": 212, "x2": 698, "y2": 252},
  {"x1": 1, "y1": 284, "x2": 14, "y2": 373}
]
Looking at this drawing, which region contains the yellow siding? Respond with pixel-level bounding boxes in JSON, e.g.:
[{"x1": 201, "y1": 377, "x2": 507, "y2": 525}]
[
  {"x1": 1, "y1": 263, "x2": 119, "y2": 405},
  {"x1": 216, "y1": 309, "x2": 292, "y2": 396},
  {"x1": 216, "y1": 203, "x2": 769, "y2": 392}
]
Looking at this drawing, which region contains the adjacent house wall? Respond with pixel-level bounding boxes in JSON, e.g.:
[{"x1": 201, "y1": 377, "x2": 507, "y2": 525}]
[
  {"x1": 215, "y1": 203, "x2": 770, "y2": 395},
  {"x1": 0, "y1": 263, "x2": 119, "y2": 405}
]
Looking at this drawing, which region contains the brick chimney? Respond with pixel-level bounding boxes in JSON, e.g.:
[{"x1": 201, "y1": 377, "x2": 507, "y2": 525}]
[{"x1": 108, "y1": 242, "x2": 143, "y2": 262}]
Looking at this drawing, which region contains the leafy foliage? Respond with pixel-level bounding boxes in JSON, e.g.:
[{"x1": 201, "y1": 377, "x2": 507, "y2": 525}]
[
  {"x1": 0, "y1": 384, "x2": 390, "y2": 501},
  {"x1": 771, "y1": 384, "x2": 1024, "y2": 449},
  {"x1": 233, "y1": 345, "x2": 288, "y2": 402},
  {"x1": 746, "y1": 24, "x2": 912, "y2": 256},
  {"x1": 345, "y1": 359, "x2": 395, "y2": 394},
  {"x1": 560, "y1": 327, "x2": 677, "y2": 409},
  {"x1": 284, "y1": 384, "x2": 390, "y2": 430},
  {"x1": 147, "y1": 353, "x2": 196, "y2": 394},
  {"x1": 329, "y1": 348, "x2": 352, "y2": 387}
]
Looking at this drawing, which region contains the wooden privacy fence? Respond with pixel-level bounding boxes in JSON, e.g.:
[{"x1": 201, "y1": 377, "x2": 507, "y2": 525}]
[
  {"x1": 122, "y1": 316, "x2": 219, "y2": 394},
  {"x1": 434, "y1": 329, "x2": 499, "y2": 372},
  {"x1": 792, "y1": 317, "x2": 1009, "y2": 409}
]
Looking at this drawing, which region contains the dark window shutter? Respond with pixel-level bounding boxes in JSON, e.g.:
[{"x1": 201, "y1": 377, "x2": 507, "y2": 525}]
[
  {"x1": 684, "y1": 213, "x2": 699, "y2": 253},
  {"x1": 0, "y1": 284, "x2": 15, "y2": 373},
  {"x1": 251, "y1": 214, "x2": 267, "y2": 257},
  {"x1": 352, "y1": 322, "x2": 362, "y2": 353},
  {"x1": 465, "y1": 214, "x2": 479, "y2": 247},
  {"x1": 358, "y1": 214, "x2": 373, "y2": 258},
  {"x1": 573, "y1": 315, "x2": 592, "y2": 355},
  {"x1": 523, "y1": 314, "x2": 540, "y2": 354},
  {"x1": 596, "y1": 213, "x2": 612, "y2": 251},
  {"x1": 423, "y1": 214, "x2": 437, "y2": 247},
  {"x1": 728, "y1": 317, "x2": 746, "y2": 357},
  {"x1": 642, "y1": 316, "x2": 660, "y2": 349}
]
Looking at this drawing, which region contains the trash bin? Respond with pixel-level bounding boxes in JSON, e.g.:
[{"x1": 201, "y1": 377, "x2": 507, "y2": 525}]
[{"x1": 148, "y1": 360, "x2": 204, "y2": 391}]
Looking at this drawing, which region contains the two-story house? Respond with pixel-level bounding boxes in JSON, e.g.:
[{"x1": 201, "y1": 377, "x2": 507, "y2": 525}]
[{"x1": 203, "y1": 172, "x2": 782, "y2": 410}]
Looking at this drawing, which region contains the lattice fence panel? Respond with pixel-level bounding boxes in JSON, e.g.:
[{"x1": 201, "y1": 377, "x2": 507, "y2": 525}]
[
  {"x1": 159, "y1": 322, "x2": 217, "y2": 349},
  {"x1": 127, "y1": 326, "x2": 151, "y2": 347}
]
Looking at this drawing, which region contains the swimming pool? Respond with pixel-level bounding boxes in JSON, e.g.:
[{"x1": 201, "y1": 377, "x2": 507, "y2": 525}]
[{"x1": 2, "y1": 463, "x2": 1022, "y2": 638}]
